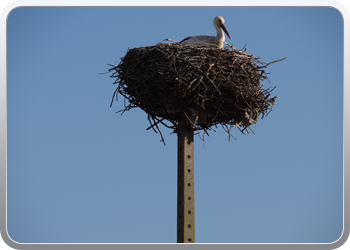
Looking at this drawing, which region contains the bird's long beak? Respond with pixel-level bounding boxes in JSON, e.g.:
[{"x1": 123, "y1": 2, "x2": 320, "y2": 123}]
[{"x1": 221, "y1": 24, "x2": 231, "y2": 39}]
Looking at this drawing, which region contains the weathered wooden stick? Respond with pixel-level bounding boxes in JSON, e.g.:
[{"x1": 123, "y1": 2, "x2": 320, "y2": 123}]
[{"x1": 177, "y1": 116, "x2": 195, "y2": 243}]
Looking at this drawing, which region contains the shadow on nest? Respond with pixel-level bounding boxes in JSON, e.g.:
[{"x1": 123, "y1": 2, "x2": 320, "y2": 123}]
[{"x1": 108, "y1": 42, "x2": 285, "y2": 143}]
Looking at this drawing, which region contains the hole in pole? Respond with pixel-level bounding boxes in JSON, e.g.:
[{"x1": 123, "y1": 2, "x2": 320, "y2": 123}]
[
  {"x1": 187, "y1": 155, "x2": 191, "y2": 158},
  {"x1": 188, "y1": 238, "x2": 192, "y2": 242},
  {"x1": 188, "y1": 183, "x2": 191, "y2": 186},
  {"x1": 188, "y1": 211, "x2": 191, "y2": 214},
  {"x1": 187, "y1": 169, "x2": 191, "y2": 172},
  {"x1": 188, "y1": 197, "x2": 191, "y2": 200},
  {"x1": 188, "y1": 224, "x2": 191, "y2": 228}
]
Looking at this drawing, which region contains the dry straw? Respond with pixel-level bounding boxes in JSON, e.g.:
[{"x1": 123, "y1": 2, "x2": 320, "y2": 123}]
[{"x1": 109, "y1": 42, "x2": 285, "y2": 143}]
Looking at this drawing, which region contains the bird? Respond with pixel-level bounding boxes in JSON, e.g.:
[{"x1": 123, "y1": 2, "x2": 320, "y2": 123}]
[{"x1": 180, "y1": 16, "x2": 231, "y2": 48}]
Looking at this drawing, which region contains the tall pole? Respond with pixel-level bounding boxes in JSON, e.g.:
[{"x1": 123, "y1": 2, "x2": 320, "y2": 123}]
[{"x1": 177, "y1": 117, "x2": 195, "y2": 243}]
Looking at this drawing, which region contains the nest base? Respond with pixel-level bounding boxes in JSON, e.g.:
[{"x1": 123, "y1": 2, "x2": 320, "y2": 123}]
[{"x1": 109, "y1": 43, "x2": 284, "y2": 143}]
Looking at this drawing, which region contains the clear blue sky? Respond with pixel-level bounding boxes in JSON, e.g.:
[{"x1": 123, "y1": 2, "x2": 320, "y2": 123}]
[{"x1": 7, "y1": 7, "x2": 343, "y2": 243}]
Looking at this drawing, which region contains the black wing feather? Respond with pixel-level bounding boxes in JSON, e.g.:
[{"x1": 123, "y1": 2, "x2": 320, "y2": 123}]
[{"x1": 179, "y1": 36, "x2": 192, "y2": 43}]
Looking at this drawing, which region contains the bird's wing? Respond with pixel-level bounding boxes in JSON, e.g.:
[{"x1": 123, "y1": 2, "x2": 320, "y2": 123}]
[{"x1": 180, "y1": 35, "x2": 213, "y2": 45}]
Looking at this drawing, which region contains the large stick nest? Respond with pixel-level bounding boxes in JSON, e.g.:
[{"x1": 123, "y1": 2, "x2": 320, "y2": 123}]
[{"x1": 109, "y1": 42, "x2": 284, "y2": 142}]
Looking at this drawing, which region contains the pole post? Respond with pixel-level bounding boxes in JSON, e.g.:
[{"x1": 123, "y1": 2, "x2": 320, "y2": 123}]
[{"x1": 177, "y1": 116, "x2": 195, "y2": 243}]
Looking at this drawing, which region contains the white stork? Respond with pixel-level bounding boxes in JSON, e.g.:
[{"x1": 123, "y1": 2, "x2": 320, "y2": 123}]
[{"x1": 180, "y1": 16, "x2": 231, "y2": 48}]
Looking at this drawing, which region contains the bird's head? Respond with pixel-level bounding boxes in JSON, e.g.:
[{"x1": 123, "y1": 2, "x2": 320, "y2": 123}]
[{"x1": 213, "y1": 16, "x2": 231, "y2": 39}]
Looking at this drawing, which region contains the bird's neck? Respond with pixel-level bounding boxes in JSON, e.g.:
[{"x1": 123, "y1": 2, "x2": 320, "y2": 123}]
[{"x1": 215, "y1": 26, "x2": 225, "y2": 42}]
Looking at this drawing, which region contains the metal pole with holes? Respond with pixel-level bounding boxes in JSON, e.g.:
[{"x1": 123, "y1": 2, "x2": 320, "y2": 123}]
[{"x1": 177, "y1": 117, "x2": 195, "y2": 243}]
